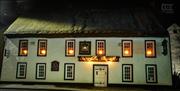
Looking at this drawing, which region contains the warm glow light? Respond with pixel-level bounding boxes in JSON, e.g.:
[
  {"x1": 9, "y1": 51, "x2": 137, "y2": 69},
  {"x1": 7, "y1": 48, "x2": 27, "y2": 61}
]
[
  {"x1": 41, "y1": 50, "x2": 46, "y2": 55},
  {"x1": 147, "y1": 50, "x2": 152, "y2": 55},
  {"x1": 98, "y1": 50, "x2": 103, "y2": 55},
  {"x1": 124, "y1": 50, "x2": 129, "y2": 55},
  {"x1": 69, "y1": 49, "x2": 74, "y2": 54},
  {"x1": 83, "y1": 46, "x2": 87, "y2": 49},
  {"x1": 23, "y1": 50, "x2": 27, "y2": 54}
]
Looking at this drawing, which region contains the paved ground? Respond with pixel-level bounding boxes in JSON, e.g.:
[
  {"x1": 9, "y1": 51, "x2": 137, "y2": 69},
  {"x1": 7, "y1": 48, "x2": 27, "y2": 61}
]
[{"x1": 0, "y1": 83, "x2": 180, "y2": 91}]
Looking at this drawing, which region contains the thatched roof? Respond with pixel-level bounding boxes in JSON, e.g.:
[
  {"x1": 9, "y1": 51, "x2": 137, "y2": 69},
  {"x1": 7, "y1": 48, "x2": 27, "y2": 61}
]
[{"x1": 4, "y1": 8, "x2": 169, "y2": 37}]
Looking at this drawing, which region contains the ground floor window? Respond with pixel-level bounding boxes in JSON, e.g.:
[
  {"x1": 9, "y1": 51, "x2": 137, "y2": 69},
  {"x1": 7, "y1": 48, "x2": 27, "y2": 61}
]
[
  {"x1": 16, "y1": 62, "x2": 27, "y2": 79},
  {"x1": 122, "y1": 64, "x2": 133, "y2": 82},
  {"x1": 146, "y1": 64, "x2": 157, "y2": 83},
  {"x1": 36, "y1": 63, "x2": 46, "y2": 79},
  {"x1": 64, "y1": 63, "x2": 75, "y2": 80}
]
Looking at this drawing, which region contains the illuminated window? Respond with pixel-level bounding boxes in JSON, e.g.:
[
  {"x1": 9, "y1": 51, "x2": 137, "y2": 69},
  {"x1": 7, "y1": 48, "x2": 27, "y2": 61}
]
[
  {"x1": 16, "y1": 62, "x2": 27, "y2": 79},
  {"x1": 66, "y1": 40, "x2": 75, "y2": 56},
  {"x1": 38, "y1": 40, "x2": 47, "y2": 56},
  {"x1": 19, "y1": 40, "x2": 28, "y2": 56},
  {"x1": 64, "y1": 63, "x2": 75, "y2": 80},
  {"x1": 146, "y1": 64, "x2": 157, "y2": 83},
  {"x1": 79, "y1": 41, "x2": 91, "y2": 55},
  {"x1": 36, "y1": 63, "x2": 46, "y2": 79},
  {"x1": 122, "y1": 64, "x2": 133, "y2": 82},
  {"x1": 122, "y1": 40, "x2": 133, "y2": 57},
  {"x1": 145, "y1": 40, "x2": 156, "y2": 58},
  {"x1": 96, "y1": 40, "x2": 106, "y2": 56}
]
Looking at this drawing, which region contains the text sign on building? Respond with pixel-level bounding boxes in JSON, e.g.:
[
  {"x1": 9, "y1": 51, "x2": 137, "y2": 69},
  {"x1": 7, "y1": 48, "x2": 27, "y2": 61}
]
[{"x1": 78, "y1": 56, "x2": 120, "y2": 62}]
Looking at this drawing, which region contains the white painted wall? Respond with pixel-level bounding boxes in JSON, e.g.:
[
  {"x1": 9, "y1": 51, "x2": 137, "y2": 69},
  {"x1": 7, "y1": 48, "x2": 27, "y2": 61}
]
[{"x1": 1, "y1": 37, "x2": 172, "y2": 85}]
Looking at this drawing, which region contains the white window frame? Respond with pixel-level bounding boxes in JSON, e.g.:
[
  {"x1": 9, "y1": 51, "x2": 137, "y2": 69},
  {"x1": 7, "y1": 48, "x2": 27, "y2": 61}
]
[
  {"x1": 96, "y1": 40, "x2": 106, "y2": 56},
  {"x1": 36, "y1": 63, "x2": 46, "y2": 79},
  {"x1": 122, "y1": 40, "x2": 133, "y2": 57},
  {"x1": 19, "y1": 40, "x2": 28, "y2": 56},
  {"x1": 65, "y1": 40, "x2": 75, "y2": 56},
  {"x1": 122, "y1": 64, "x2": 133, "y2": 82},
  {"x1": 146, "y1": 64, "x2": 157, "y2": 83},
  {"x1": 64, "y1": 63, "x2": 75, "y2": 80},
  {"x1": 38, "y1": 40, "x2": 47, "y2": 56},
  {"x1": 16, "y1": 62, "x2": 27, "y2": 79},
  {"x1": 145, "y1": 40, "x2": 156, "y2": 58}
]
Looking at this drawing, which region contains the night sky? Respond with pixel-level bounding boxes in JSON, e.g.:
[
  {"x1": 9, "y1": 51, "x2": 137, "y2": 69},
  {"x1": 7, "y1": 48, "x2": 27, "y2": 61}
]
[{"x1": 0, "y1": 0, "x2": 179, "y2": 27}]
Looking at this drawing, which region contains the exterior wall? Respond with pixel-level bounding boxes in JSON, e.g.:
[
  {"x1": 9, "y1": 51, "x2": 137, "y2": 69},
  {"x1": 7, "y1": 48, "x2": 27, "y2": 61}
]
[
  {"x1": 1, "y1": 37, "x2": 172, "y2": 85},
  {"x1": 167, "y1": 24, "x2": 180, "y2": 73}
]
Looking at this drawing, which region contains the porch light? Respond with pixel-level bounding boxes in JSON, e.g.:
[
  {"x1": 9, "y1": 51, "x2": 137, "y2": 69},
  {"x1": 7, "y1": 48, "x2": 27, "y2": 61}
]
[
  {"x1": 98, "y1": 50, "x2": 103, "y2": 55},
  {"x1": 68, "y1": 49, "x2": 74, "y2": 54},
  {"x1": 23, "y1": 50, "x2": 28, "y2": 55},
  {"x1": 147, "y1": 50, "x2": 152, "y2": 55},
  {"x1": 41, "y1": 49, "x2": 46, "y2": 55}
]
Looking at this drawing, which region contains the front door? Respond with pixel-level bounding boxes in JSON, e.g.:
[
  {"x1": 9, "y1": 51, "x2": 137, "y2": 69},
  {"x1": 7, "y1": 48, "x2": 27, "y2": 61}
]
[{"x1": 93, "y1": 65, "x2": 108, "y2": 87}]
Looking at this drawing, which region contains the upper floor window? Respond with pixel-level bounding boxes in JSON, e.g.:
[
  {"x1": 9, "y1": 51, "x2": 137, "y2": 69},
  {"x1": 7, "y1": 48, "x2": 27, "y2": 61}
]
[
  {"x1": 79, "y1": 41, "x2": 91, "y2": 55},
  {"x1": 19, "y1": 40, "x2": 28, "y2": 56},
  {"x1": 96, "y1": 40, "x2": 106, "y2": 56},
  {"x1": 38, "y1": 40, "x2": 47, "y2": 56},
  {"x1": 145, "y1": 40, "x2": 156, "y2": 58},
  {"x1": 65, "y1": 40, "x2": 75, "y2": 56},
  {"x1": 122, "y1": 40, "x2": 133, "y2": 57}
]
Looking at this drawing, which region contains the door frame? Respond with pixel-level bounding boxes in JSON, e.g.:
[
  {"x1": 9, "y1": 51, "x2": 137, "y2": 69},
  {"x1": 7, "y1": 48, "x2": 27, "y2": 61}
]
[{"x1": 93, "y1": 64, "x2": 108, "y2": 87}]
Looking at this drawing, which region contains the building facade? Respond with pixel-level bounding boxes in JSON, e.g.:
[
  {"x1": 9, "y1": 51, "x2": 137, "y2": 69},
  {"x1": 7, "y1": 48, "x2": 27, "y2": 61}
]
[{"x1": 0, "y1": 9, "x2": 172, "y2": 86}]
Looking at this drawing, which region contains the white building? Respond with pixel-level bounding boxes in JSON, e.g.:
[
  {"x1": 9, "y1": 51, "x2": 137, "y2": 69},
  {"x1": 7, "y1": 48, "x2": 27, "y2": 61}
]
[
  {"x1": 0, "y1": 9, "x2": 172, "y2": 86},
  {"x1": 167, "y1": 23, "x2": 180, "y2": 74}
]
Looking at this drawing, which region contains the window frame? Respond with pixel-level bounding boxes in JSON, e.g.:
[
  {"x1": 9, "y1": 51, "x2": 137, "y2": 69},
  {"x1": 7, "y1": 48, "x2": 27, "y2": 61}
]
[
  {"x1": 79, "y1": 41, "x2": 91, "y2": 55},
  {"x1": 65, "y1": 40, "x2": 75, "y2": 57},
  {"x1": 96, "y1": 40, "x2": 106, "y2": 56},
  {"x1": 16, "y1": 62, "x2": 27, "y2": 79},
  {"x1": 145, "y1": 40, "x2": 156, "y2": 58},
  {"x1": 145, "y1": 64, "x2": 158, "y2": 83},
  {"x1": 122, "y1": 64, "x2": 133, "y2": 82},
  {"x1": 37, "y1": 39, "x2": 47, "y2": 56},
  {"x1": 122, "y1": 40, "x2": 133, "y2": 57},
  {"x1": 64, "y1": 63, "x2": 75, "y2": 80},
  {"x1": 36, "y1": 63, "x2": 46, "y2": 80},
  {"x1": 18, "y1": 40, "x2": 28, "y2": 56}
]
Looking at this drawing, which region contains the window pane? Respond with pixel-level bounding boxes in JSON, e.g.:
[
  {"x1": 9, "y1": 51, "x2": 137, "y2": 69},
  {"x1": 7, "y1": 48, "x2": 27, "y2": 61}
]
[
  {"x1": 66, "y1": 40, "x2": 75, "y2": 56},
  {"x1": 145, "y1": 40, "x2": 156, "y2": 57},
  {"x1": 16, "y1": 62, "x2": 27, "y2": 79},
  {"x1": 38, "y1": 40, "x2": 47, "y2": 56},
  {"x1": 19, "y1": 40, "x2": 28, "y2": 56},
  {"x1": 122, "y1": 40, "x2": 132, "y2": 57},
  {"x1": 122, "y1": 64, "x2": 133, "y2": 82},
  {"x1": 96, "y1": 40, "x2": 105, "y2": 56}
]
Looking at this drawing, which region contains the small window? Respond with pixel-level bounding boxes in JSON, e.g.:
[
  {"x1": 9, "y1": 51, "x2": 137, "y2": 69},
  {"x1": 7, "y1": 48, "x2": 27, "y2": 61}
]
[
  {"x1": 64, "y1": 63, "x2": 75, "y2": 80},
  {"x1": 36, "y1": 63, "x2": 46, "y2": 79},
  {"x1": 19, "y1": 40, "x2": 28, "y2": 56},
  {"x1": 16, "y1": 62, "x2": 27, "y2": 79},
  {"x1": 145, "y1": 40, "x2": 156, "y2": 58},
  {"x1": 146, "y1": 64, "x2": 157, "y2": 83},
  {"x1": 65, "y1": 40, "x2": 75, "y2": 56},
  {"x1": 96, "y1": 40, "x2": 106, "y2": 56},
  {"x1": 122, "y1": 64, "x2": 133, "y2": 82},
  {"x1": 51, "y1": 61, "x2": 59, "y2": 71},
  {"x1": 122, "y1": 40, "x2": 133, "y2": 57},
  {"x1": 79, "y1": 41, "x2": 91, "y2": 55},
  {"x1": 38, "y1": 40, "x2": 47, "y2": 56}
]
